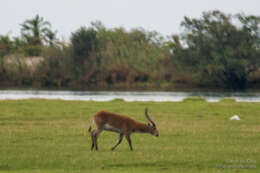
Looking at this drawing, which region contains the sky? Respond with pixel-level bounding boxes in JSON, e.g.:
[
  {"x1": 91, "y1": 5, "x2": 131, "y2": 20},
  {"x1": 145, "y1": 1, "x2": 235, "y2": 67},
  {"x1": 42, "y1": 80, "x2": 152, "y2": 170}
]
[{"x1": 1, "y1": 0, "x2": 260, "y2": 40}]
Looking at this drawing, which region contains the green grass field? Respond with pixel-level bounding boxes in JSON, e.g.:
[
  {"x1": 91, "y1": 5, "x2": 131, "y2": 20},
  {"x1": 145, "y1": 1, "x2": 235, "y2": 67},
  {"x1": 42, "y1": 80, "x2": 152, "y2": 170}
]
[{"x1": 0, "y1": 99, "x2": 259, "y2": 173}]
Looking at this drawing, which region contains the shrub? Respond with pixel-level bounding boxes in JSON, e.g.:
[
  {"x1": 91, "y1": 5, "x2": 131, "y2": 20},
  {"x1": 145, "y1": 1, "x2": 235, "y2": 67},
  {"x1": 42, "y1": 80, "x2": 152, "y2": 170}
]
[{"x1": 23, "y1": 45, "x2": 42, "y2": 56}]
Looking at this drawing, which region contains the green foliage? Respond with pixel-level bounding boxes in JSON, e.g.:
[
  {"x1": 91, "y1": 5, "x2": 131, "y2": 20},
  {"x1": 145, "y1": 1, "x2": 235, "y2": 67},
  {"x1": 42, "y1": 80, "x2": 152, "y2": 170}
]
[
  {"x1": 22, "y1": 45, "x2": 42, "y2": 56},
  {"x1": 44, "y1": 30, "x2": 58, "y2": 46},
  {"x1": 71, "y1": 27, "x2": 98, "y2": 64},
  {"x1": 34, "y1": 46, "x2": 73, "y2": 88},
  {"x1": 20, "y1": 14, "x2": 56, "y2": 46},
  {"x1": 1, "y1": 12, "x2": 260, "y2": 90},
  {"x1": 96, "y1": 27, "x2": 169, "y2": 84},
  {"x1": 68, "y1": 24, "x2": 170, "y2": 88},
  {"x1": 0, "y1": 35, "x2": 18, "y2": 57},
  {"x1": 1, "y1": 56, "x2": 33, "y2": 86},
  {"x1": 173, "y1": 10, "x2": 260, "y2": 90}
]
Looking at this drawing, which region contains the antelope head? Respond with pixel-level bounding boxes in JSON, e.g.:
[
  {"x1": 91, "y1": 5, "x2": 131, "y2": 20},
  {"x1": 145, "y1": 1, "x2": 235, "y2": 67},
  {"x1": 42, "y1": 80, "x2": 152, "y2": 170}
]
[{"x1": 145, "y1": 108, "x2": 159, "y2": 137}]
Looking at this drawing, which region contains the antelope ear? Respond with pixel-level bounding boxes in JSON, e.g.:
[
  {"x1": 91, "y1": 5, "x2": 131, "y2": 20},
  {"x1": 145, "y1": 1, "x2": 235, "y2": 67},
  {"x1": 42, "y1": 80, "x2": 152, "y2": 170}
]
[{"x1": 147, "y1": 122, "x2": 152, "y2": 126}]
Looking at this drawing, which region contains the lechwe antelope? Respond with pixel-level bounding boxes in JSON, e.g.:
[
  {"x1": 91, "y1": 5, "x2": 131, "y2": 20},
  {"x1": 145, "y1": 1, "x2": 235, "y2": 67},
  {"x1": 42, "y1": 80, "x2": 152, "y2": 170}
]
[{"x1": 88, "y1": 108, "x2": 158, "y2": 151}]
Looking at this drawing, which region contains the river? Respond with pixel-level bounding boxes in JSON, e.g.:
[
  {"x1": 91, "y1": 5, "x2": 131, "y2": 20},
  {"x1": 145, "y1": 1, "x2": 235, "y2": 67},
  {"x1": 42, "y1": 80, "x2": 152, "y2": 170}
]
[{"x1": 0, "y1": 90, "x2": 260, "y2": 102}]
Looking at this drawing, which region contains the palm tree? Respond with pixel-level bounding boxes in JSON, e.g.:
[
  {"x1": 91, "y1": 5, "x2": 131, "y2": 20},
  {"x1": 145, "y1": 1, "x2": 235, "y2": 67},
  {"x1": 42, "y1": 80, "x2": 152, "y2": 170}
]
[
  {"x1": 45, "y1": 29, "x2": 58, "y2": 46},
  {"x1": 20, "y1": 15, "x2": 52, "y2": 45}
]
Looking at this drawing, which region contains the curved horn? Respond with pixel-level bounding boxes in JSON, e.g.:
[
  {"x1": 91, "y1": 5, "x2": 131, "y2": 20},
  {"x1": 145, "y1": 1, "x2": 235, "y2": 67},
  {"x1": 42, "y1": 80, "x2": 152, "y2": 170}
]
[{"x1": 145, "y1": 108, "x2": 156, "y2": 127}]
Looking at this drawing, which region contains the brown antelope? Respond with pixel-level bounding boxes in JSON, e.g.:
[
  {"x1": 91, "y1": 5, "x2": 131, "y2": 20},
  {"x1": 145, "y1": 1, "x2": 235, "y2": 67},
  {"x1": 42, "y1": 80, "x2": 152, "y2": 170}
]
[{"x1": 88, "y1": 108, "x2": 158, "y2": 151}]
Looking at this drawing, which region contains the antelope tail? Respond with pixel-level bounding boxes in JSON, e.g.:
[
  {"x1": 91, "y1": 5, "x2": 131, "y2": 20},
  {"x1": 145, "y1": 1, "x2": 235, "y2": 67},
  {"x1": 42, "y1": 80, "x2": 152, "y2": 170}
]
[{"x1": 88, "y1": 119, "x2": 95, "y2": 132}]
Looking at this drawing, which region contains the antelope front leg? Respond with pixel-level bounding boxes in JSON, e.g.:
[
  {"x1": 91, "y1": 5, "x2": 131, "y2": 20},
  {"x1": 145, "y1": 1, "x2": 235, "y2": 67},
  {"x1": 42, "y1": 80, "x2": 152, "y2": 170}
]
[
  {"x1": 111, "y1": 133, "x2": 124, "y2": 151},
  {"x1": 125, "y1": 133, "x2": 133, "y2": 151},
  {"x1": 91, "y1": 131, "x2": 95, "y2": 150}
]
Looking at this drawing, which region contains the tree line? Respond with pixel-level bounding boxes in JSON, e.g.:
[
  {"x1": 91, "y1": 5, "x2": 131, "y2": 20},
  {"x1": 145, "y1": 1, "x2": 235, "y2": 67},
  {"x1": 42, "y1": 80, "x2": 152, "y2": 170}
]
[{"x1": 0, "y1": 10, "x2": 260, "y2": 90}]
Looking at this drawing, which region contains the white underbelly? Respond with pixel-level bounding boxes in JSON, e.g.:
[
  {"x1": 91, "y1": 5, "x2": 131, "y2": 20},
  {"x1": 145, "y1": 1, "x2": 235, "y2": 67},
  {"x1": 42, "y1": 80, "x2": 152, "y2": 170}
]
[{"x1": 104, "y1": 124, "x2": 122, "y2": 133}]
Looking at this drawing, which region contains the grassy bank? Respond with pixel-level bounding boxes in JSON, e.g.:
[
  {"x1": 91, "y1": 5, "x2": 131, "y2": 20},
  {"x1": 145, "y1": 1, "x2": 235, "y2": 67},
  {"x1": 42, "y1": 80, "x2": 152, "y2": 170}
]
[{"x1": 0, "y1": 99, "x2": 259, "y2": 172}]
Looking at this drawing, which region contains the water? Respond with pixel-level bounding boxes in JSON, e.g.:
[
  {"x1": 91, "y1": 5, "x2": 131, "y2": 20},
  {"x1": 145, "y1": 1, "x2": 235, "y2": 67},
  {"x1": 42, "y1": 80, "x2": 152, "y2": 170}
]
[{"x1": 0, "y1": 90, "x2": 260, "y2": 102}]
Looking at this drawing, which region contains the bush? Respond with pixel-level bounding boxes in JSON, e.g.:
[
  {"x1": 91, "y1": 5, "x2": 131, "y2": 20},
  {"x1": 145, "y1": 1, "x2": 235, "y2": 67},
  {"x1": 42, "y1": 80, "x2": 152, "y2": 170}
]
[
  {"x1": 71, "y1": 27, "x2": 98, "y2": 64},
  {"x1": 173, "y1": 10, "x2": 260, "y2": 90},
  {"x1": 23, "y1": 46, "x2": 42, "y2": 56}
]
